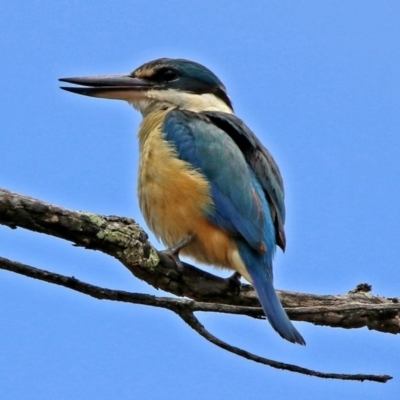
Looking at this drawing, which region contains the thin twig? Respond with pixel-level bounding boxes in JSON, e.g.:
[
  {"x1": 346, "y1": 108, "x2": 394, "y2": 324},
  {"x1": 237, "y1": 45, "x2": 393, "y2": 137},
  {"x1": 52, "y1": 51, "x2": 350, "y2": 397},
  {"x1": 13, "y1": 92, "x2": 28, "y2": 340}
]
[
  {"x1": 176, "y1": 309, "x2": 391, "y2": 383},
  {"x1": 0, "y1": 256, "x2": 392, "y2": 383},
  {"x1": 2, "y1": 256, "x2": 400, "y2": 318}
]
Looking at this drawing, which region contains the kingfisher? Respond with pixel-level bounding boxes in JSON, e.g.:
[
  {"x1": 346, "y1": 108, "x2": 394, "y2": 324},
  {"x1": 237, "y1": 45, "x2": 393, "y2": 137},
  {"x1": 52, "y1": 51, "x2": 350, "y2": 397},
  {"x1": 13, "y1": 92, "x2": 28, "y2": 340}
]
[{"x1": 59, "y1": 58, "x2": 305, "y2": 345}]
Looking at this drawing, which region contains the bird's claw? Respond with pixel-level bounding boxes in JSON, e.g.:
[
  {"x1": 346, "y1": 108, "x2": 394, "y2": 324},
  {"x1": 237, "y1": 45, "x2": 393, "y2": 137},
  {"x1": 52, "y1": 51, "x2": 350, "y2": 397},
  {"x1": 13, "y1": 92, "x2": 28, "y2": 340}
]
[{"x1": 161, "y1": 234, "x2": 195, "y2": 273}]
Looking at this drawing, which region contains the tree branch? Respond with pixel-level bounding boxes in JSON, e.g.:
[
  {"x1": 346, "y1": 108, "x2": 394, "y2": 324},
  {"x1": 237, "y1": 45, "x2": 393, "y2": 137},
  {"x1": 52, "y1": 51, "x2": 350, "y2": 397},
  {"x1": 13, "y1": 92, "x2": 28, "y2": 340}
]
[
  {"x1": 177, "y1": 310, "x2": 391, "y2": 383},
  {"x1": 0, "y1": 256, "x2": 392, "y2": 383},
  {"x1": 1, "y1": 187, "x2": 399, "y2": 334}
]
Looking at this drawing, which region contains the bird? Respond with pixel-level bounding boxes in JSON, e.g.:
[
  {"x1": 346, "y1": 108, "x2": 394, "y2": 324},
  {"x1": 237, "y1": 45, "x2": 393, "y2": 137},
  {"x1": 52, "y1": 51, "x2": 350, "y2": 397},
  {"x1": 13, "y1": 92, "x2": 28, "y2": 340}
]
[{"x1": 59, "y1": 58, "x2": 305, "y2": 345}]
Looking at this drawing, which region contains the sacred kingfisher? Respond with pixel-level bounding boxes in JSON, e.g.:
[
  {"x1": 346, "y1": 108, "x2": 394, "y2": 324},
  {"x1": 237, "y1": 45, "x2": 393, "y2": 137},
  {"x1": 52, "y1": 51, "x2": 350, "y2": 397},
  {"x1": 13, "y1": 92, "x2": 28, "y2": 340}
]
[{"x1": 60, "y1": 58, "x2": 305, "y2": 345}]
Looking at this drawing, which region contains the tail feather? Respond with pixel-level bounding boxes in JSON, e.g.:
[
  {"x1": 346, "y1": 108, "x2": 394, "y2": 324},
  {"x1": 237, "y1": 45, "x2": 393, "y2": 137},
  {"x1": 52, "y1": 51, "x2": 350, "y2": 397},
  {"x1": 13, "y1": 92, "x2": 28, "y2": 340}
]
[
  {"x1": 234, "y1": 238, "x2": 305, "y2": 345},
  {"x1": 251, "y1": 270, "x2": 305, "y2": 345}
]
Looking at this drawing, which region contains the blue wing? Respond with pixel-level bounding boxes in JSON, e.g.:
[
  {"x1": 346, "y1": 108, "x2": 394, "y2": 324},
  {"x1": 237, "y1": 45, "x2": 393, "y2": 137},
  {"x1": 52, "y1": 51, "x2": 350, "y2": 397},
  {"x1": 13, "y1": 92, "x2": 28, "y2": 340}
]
[
  {"x1": 201, "y1": 111, "x2": 286, "y2": 251},
  {"x1": 163, "y1": 109, "x2": 305, "y2": 345},
  {"x1": 163, "y1": 109, "x2": 272, "y2": 253}
]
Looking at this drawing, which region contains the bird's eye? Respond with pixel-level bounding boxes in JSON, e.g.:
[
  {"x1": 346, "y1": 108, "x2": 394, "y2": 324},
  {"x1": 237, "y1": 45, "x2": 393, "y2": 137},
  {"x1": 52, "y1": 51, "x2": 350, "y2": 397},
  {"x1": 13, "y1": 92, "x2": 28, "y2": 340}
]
[{"x1": 152, "y1": 68, "x2": 179, "y2": 82}]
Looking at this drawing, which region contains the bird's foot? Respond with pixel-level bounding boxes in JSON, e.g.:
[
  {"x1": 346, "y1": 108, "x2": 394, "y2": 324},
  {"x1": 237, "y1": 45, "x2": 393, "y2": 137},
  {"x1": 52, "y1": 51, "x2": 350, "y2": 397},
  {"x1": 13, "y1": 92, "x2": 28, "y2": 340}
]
[
  {"x1": 161, "y1": 234, "x2": 195, "y2": 273},
  {"x1": 225, "y1": 272, "x2": 242, "y2": 295}
]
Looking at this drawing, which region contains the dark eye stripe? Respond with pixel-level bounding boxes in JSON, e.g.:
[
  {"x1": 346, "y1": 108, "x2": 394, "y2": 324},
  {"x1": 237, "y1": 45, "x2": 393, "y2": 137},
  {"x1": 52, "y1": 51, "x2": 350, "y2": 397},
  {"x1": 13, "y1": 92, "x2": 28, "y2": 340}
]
[{"x1": 152, "y1": 68, "x2": 179, "y2": 82}]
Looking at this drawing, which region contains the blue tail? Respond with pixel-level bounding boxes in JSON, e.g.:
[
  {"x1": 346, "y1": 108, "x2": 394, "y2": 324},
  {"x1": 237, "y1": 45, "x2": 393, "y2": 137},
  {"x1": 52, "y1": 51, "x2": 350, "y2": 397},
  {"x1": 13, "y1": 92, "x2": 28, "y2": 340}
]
[{"x1": 250, "y1": 268, "x2": 305, "y2": 345}]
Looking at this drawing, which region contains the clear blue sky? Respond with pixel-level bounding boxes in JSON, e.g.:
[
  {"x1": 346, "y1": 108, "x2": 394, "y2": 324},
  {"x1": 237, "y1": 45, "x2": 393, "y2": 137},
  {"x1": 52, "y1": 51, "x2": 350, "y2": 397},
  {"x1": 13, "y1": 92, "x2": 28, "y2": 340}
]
[{"x1": 1, "y1": 1, "x2": 399, "y2": 399}]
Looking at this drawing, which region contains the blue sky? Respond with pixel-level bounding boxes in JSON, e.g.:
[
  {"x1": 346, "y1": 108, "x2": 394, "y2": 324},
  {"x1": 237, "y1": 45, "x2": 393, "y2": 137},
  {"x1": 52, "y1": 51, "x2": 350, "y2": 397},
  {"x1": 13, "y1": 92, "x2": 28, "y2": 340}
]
[{"x1": 1, "y1": 1, "x2": 400, "y2": 399}]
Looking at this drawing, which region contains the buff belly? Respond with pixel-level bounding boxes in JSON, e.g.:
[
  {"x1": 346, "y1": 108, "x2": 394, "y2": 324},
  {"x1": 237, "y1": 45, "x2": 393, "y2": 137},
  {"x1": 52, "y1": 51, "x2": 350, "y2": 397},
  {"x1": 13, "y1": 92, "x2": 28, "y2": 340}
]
[{"x1": 136, "y1": 110, "x2": 250, "y2": 281}]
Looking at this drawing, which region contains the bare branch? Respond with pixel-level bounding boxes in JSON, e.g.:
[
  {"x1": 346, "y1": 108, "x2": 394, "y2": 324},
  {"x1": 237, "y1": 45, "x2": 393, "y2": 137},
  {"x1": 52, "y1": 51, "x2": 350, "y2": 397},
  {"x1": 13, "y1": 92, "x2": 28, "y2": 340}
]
[
  {"x1": 0, "y1": 187, "x2": 399, "y2": 381},
  {"x1": 1, "y1": 187, "x2": 399, "y2": 334},
  {"x1": 0, "y1": 255, "x2": 253, "y2": 315},
  {"x1": 0, "y1": 255, "x2": 392, "y2": 383},
  {"x1": 177, "y1": 310, "x2": 392, "y2": 383}
]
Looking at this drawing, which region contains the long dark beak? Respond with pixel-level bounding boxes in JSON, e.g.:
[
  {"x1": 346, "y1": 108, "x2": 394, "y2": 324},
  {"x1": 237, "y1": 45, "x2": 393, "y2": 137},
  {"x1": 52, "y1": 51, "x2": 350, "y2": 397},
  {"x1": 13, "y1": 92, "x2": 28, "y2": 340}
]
[{"x1": 59, "y1": 74, "x2": 153, "y2": 100}]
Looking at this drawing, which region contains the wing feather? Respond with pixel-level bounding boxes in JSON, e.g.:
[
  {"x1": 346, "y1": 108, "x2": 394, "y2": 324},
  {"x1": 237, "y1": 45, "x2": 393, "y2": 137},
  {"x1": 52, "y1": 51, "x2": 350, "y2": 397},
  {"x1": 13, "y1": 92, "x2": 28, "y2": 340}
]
[
  {"x1": 163, "y1": 109, "x2": 270, "y2": 252},
  {"x1": 200, "y1": 111, "x2": 286, "y2": 250}
]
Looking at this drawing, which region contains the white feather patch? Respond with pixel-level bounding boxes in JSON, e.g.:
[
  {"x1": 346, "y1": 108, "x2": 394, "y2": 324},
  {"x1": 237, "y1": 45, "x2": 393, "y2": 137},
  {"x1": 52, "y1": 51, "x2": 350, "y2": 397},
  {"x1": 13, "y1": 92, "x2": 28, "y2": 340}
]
[{"x1": 130, "y1": 89, "x2": 232, "y2": 116}]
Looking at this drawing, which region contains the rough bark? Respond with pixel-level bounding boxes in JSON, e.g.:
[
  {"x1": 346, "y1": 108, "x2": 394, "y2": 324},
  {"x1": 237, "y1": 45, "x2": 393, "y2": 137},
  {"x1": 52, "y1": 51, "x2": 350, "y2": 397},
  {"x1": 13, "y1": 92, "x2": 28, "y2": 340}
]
[
  {"x1": 1, "y1": 187, "x2": 398, "y2": 334},
  {"x1": 0, "y1": 187, "x2": 397, "y2": 382}
]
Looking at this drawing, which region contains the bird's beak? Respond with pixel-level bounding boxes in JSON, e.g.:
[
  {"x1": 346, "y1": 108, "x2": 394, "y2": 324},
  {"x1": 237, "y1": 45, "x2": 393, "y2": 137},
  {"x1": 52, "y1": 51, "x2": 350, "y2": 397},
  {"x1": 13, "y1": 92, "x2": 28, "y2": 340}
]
[{"x1": 59, "y1": 74, "x2": 152, "y2": 101}]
